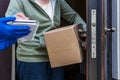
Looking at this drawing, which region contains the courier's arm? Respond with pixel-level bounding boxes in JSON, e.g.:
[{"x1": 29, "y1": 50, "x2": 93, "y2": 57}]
[
  {"x1": 0, "y1": 17, "x2": 30, "y2": 39},
  {"x1": 0, "y1": 17, "x2": 30, "y2": 51},
  {"x1": 0, "y1": 38, "x2": 16, "y2": 51}
]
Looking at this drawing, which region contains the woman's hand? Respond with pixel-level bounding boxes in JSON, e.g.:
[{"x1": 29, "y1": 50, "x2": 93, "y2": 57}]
[{"x1": 15, "y1": 12, "x2": 29, "y2": 20}]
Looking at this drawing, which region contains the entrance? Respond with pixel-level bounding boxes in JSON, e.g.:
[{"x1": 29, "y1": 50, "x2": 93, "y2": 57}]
[
  {"x1": 61, "y1": 0, "x2": 86, "y2": 80},
  {"x1": 1, "y1": 0, "x2": 119, "y2": 80}
]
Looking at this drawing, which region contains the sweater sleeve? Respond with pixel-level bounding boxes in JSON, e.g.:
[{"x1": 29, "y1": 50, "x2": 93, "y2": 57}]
[
  {"x1": 5, "y1": 0, "x2": 24, "y2": 16},
  {"x1": 60, "y1": 0, "x2": 86, "y2": 31}
]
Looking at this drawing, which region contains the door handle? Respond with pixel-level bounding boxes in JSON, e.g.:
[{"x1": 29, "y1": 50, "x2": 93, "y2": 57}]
[{"x1": 105, "y1": 27, "x2": 116, "y2": 32}]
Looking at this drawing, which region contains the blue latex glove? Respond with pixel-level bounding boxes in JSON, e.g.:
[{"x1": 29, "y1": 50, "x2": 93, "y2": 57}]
[
  {"x1": 0, "y1": 38, "x2": 17, "y2": 51},
  {"x1": 0, "y1": 17, "x2": 31, "y2": 39}
]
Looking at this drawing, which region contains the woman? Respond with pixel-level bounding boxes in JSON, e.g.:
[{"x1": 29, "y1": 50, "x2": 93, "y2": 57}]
[{"x1": 6, "y1": 0, "x2": 86, "y2": 80}]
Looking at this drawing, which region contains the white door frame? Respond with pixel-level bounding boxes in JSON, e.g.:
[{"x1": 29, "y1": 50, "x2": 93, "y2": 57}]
[{"x1": 112, "y1": 0, "x2": 120, "y2": 79}]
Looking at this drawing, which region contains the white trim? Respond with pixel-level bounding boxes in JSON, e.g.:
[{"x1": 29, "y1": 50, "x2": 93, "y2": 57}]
[
  {"x1": 11, "y1": 45, "x2": 15, "y2": 80},
  {"x1": 112, "y1": 0, "x2": 120, "y2": 79},
  {"x1": 117, "y1": 0, "x2": 120, "y2": 78}
]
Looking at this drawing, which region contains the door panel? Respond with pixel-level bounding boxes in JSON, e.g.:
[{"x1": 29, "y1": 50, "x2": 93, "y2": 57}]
[
  {"x1": 86, "y1": 0, "x2": 105, "y2": 80},
  {"x1": 104, "y1": 0, "x2": 112, "y2": 80}
]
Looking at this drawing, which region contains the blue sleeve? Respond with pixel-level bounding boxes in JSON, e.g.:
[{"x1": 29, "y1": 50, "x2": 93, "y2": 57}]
[{"x1": 0, "y1": 38, "x2": 16, "y2": 51}]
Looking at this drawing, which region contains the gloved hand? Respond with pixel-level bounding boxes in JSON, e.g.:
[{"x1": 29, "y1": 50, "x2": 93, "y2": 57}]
[
  {"x1": 0, "y1": 17, "x2": 31, "y2": 39},
  {"x1": 0, "y1": 38, "x2": 17, "y2": 51}
]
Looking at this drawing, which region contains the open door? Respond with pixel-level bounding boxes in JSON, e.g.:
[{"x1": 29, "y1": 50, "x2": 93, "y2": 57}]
[
  {"x1": 61, "y1": 0, "x2": 86, "y2": 80},
  {"x1": 87, "y1": 0, "x2": 118, "y2": 80},
  {"x1": 86, "y1": 0, "x2": 105, "y2": 80}
]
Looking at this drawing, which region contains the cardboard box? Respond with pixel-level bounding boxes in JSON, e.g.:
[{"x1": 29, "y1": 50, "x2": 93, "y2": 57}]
[{"x1": 44, "y1": 24, "x2": 83, "y2": 68}]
